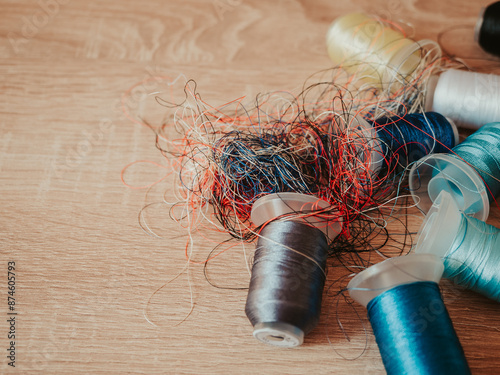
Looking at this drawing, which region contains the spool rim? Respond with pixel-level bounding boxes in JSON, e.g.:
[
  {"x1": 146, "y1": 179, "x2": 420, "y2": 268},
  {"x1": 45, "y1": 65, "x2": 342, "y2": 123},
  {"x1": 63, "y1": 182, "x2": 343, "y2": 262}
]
[
  {"x1": 424, "y1": 74, "x2": 440, "y2": 112},
  {"x1": 408, "y1": 153, "x2": 489, "y2": 221},
  {"x1": 351, "y1": 116, "x2": 383, "y2": 174},
  {"x1": 250, "y1": 192, "x2": 343, "y2": 241},
  {"x1": 253, "y1": 322, "x2": 304, "y2": 348},
  {"x1": 445, "y1": 117, "x2": 460, "y2": 147},
  {"x1": 348, "y1": 254, "x2": 444, "y2": 307},
  {"x1": 414, "y1": 190, "x2": 462, "y2": 258},
  {"x1": 384, "y1": 40, "x2": 422, "y2": 85}
]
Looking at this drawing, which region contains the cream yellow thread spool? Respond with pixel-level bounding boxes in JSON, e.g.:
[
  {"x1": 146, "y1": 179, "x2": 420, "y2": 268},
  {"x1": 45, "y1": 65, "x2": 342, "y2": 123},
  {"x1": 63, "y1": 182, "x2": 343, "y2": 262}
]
[{"x1": 326, "y1": 13, "x2": 422, "y2": 90}]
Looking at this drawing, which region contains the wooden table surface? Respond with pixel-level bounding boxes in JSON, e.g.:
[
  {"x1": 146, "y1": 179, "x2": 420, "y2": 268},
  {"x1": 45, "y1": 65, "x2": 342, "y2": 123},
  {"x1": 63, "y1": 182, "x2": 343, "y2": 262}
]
[{"x1": 1, "y1": 0, "x2": 500, "y2": 373}]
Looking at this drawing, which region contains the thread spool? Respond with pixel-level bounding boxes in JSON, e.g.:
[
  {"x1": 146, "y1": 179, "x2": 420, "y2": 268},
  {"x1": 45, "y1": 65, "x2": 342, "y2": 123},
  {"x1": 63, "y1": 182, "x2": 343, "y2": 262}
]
[
  {"x1": 348, "y1": 254, "x2": 471, "y2": 375},
  {"x1": 246, "y1": 193, "x2": 343, "y2": 347},
  {"x1": 415, "y1": 190, "x2": 500, "y2": 302},
  {"x1": 426, "y1": 69, "x2": 500, "y2": 129},
  {"x1": 409, "y1": 122, "x2": 500, "y2": 220},
  {"x1": 350, "y1": 113, "x2": 457, "y2": 177},
  {"x1": 370, "y1": 112, "x2": 458, "y2": 175},
  {"x1": 475, "y1": 1, "x2": 500, "y2": 58},
  {"x1": 326, "y1": 13, "x2": 422, "y2": 90}
]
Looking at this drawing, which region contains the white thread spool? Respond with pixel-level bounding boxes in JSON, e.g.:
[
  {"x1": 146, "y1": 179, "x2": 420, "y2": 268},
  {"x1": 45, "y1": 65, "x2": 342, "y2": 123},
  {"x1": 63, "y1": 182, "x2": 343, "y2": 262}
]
[{"x1": 426, "y1": 69, "x2": 500, "y2": 129}]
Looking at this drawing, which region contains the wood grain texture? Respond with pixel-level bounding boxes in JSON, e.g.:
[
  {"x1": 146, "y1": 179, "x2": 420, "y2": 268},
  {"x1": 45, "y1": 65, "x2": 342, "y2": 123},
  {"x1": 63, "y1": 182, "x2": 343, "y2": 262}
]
[{"x1": 1, "y1": 0, "x2": 499, "y2": 373}]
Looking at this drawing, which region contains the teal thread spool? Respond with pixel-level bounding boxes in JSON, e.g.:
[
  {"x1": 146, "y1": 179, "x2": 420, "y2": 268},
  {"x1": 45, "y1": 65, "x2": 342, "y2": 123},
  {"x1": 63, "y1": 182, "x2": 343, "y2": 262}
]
[
  {"x1": 409, "y1": 122, "x2": 500, "y2": 221},
  {"x1": 415, "y1": 190, "x2": 500, "y2": 302},
  {"x1": 348, "y1": 254, "x2": 470, "y2": 375}
]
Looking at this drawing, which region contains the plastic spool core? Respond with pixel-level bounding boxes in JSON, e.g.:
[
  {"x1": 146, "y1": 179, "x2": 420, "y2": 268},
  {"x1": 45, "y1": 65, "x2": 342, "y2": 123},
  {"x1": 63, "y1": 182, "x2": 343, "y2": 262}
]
[
  {"x1": 425, "y1": 75, "x2": 439, "y2": 112},
  {"x1": 425, "y1": 75, "x2": 467, "y2": 143},
  {"x1": 250, "y1": 192, "x2": 343, "y2": 241},
  {"x1": 414, "y1": 190, "x2": 462, "y2": 258},
  {"x1": 409, "y1": 153, "x2": 489, "y2": 221},
  {"x1": 348, "y1": 254, "x2": 444, "y2": 307},
  {"x1": 446, "y1": 117, "x2": 460, "y2": 147},
  {"x1": 253, "y1": 322, "x2": 304, "y2": 348}
]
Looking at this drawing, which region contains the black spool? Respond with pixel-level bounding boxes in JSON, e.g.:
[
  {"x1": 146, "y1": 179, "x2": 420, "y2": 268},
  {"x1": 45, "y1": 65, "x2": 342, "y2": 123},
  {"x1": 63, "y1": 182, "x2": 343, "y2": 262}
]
[
  {"x1": 476, "y1": 1, "x2": 500, "y2": 57},
  {"x1": 245, "y1": 220, "x2": 328, "y2": 347}
]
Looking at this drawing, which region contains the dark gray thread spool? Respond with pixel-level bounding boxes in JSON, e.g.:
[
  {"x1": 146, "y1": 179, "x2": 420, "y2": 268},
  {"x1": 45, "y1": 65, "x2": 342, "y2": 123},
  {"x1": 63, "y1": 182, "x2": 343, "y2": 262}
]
[{"x1": 245, "y1": 220, "x2": 329, "y2": 347}]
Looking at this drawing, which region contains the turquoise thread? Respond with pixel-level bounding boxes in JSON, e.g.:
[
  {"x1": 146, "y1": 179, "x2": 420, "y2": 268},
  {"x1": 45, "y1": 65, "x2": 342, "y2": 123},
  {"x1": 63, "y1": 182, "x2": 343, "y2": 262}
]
[
  {"x1": 367, "y1": 281, "x2": 470, "y2": 375},
  {"x1": 445, "y1": 214, "x2": 500, "y2": 302},
  {"x1": 451, "y1": 122, "x2": 500, "y2": 201}
]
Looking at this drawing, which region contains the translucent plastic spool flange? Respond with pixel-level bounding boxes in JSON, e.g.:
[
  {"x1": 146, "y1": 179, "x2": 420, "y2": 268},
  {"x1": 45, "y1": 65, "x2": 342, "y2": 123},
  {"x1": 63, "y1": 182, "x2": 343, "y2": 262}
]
[
  {"x1": 251, "y1": 192, "x2": 343, "y2": 242},
  {"x1": 409, "y1": 153, "x2": 489, "y2": 221},
  {"x1": 348, "y1": 254, "x2": 444, "y2": 308},
  {"x1": 383, "y1": 38, "x2": 422, "y2": 87},
  {"x1": 446, "y1": 117, "x2": 460, "y2": 146},
  {"x1": 424, "y1": 74, "x2": 440, "y2": 113},
  {"x1": 250, "y1": 192, "x2": 343, "y2": 347},
  {"x1": 351, "y1": 116, "x2": 384, "y2": 175},
  {"x1": 414, "y1": 190, "x2": 462, "y2": 258}
]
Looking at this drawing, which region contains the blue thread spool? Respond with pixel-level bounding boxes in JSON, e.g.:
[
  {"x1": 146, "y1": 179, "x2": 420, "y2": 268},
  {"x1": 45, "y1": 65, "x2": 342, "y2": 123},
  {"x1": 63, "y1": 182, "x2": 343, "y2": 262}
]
[
  {"x1": 415, "y1": 190, "x2": 500, "y2": 302},
  {"x1": 409, "y1": 122, "x2": 500, "y2": 221},
  {"x1": 371, "y1": 112, "x2": 458, "y2": 175},
  {"x1": 352, "y1": 112, "x2": 458, "y2": 175},
  {"x1": 348, "y1": 254, "x2": 471, "y2": 375},
  {"x1": 246, "y1": 192, "x2": 343, "y2": 347}
]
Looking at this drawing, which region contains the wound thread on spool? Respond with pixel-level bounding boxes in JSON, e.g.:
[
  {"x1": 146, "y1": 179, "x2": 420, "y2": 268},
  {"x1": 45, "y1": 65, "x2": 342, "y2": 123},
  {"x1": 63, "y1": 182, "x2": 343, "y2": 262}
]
[
  {"x1": 426, "y1": 69, "x2": 500, "y2": 129},
  {"x1": 246, "y1": 193, "x2": 343, "y2": 347},
  {"x1": 409, "y1": 121, "x2": 500, "y2": 220},
  {"x1": 245, "y1": 220, "x2": 328, "y2": 347},
  {"x1": 326, "y1": 13, "x2": 426, "y2": 91},
  {"x1": 475, "y1": 1, "x2": 500, "y2": 58},
  {"x1": 348, "y1": 254, "x2": 471, "y2": 375},
  {"x1": 369, "y1": 112, "x2": 458, "y2": 176},
  {"x1": 348, "y1": 112, "x2": 457, "y2": 182},
  {"x1": 415, "y1": 190, "x2": 500, "y2": 302}
]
